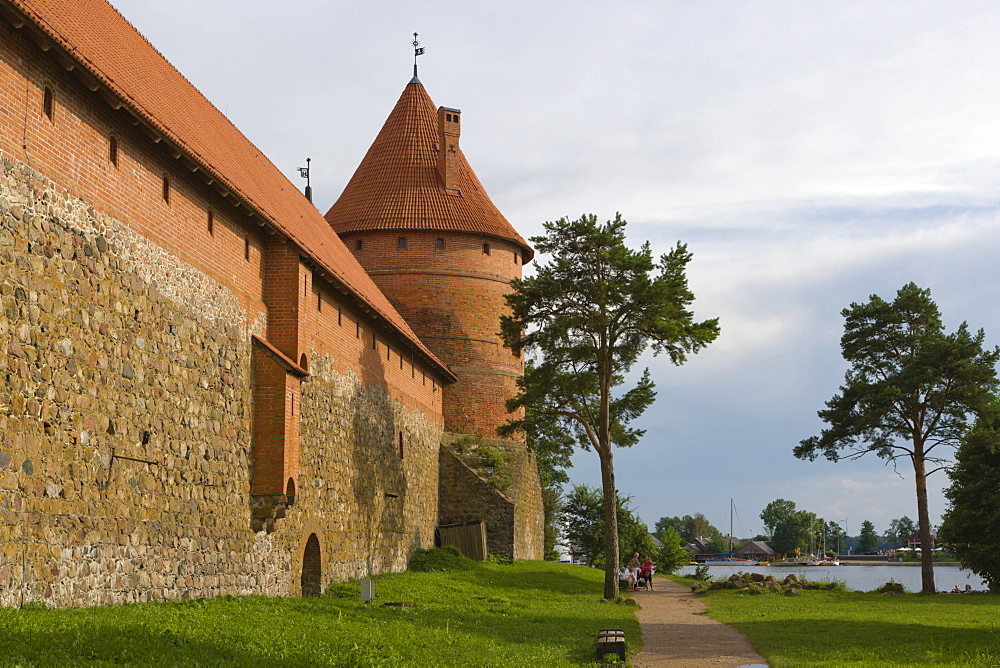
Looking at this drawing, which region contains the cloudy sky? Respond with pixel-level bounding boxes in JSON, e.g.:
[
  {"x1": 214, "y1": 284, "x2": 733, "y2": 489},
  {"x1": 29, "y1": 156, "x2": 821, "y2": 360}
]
[{"x1": 110, "y1": 0, "x2": 1000, "y2": 539}]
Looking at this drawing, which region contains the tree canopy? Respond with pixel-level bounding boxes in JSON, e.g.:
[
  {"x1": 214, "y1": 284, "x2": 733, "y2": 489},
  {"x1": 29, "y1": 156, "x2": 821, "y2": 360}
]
[
  {"x1": 501, "y1": 213, "x2": 718, "y2": 599},
  {"x1": 858, "y1": 520, "x2": 879, "y2": 554},
  {"x1": 654, "y1": 513, "x2": 722, "y2": 544},
  {"x1": 760, "y1": 498, "x2": 817, "y2": 555},
  {"x1": 654, "y1": 528, "x2": 691, "y2": 576},
  {"x1": 885, "y1": 516, "x2": 916, "y2": 548},
  {"x1": 940, "y1": 400, "x2": 1000, "y2": 591},
  {"x1": 562, "y1": 484, "x2": 655, "y2": 568},
  {"x1": 795, "y1": 283, "x2": 1000, "y2": 592}
]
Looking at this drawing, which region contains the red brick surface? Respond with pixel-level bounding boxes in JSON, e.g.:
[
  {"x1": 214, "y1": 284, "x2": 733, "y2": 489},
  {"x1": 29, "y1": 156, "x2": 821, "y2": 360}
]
[
  {"x1": 5, "y1": 0, "x2": 447, "y2": 377},
  {"x1": 340, "y1": 230, "x2": 524, "y2": 435},
  {"x1": 0, "y1": 5, "x2": 448, "y2": 497}
]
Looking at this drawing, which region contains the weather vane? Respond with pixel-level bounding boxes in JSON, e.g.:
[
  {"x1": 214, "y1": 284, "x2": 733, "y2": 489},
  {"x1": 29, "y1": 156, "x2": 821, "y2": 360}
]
[
  {"x1": 412, "y1": 32, "x2": 424, "y2": 79},
  {"x1": 298, "y1": 157, "x2": 312, "y2": 204}
]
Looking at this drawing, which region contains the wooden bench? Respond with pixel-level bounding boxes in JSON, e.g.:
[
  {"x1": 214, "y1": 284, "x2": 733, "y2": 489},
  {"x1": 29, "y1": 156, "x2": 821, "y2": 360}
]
[{"x1": 596, "y1": 628, "x2": 626, "y2": 662}]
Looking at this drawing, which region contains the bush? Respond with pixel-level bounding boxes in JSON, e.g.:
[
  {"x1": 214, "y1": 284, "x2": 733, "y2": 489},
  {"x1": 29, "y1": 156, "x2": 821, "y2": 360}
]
[
  {"x1": 876, "y1": 581, "x2": 906, "y2": 594},
  {"x1": 407, "y1": 547, "x2": 478, "y2": 572},
  {"x1": 654, "y1": 527, "x2": 690, "y2": 575}
]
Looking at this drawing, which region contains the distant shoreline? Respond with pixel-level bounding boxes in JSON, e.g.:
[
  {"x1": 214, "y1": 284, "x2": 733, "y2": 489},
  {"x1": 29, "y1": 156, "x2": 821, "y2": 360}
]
[{"x1": 770, "y1": 561, "x2": 961, "y2": 568}]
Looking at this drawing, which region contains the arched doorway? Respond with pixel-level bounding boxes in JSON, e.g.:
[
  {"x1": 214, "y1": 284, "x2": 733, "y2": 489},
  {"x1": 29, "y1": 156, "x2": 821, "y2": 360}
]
[{"x1": 301, "y1": 533, "x2": 321, "y2": 597}]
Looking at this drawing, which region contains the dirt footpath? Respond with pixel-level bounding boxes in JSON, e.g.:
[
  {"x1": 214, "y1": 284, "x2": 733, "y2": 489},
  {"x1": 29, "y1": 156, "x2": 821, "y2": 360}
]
[{"x1": 631, "y1": 578, "x2": 766, "y2": 667}]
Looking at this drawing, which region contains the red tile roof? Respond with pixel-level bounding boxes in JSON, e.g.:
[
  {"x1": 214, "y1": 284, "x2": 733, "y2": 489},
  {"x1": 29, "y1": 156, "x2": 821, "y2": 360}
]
[
  {"x1": 325, "y1": 80, "x2": 533, "y2": 262},
  {"x1": 8, "y1": 0, "x2": 453, "y2": 380}
]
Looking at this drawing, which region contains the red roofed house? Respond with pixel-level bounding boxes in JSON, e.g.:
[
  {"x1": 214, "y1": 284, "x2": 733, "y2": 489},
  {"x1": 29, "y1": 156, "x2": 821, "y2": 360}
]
[{"x1": 0, "y1": 0, "x2": 542, "y2": 607}]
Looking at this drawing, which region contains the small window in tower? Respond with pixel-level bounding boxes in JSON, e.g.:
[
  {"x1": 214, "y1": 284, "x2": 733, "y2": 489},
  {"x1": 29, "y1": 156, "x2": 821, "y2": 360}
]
[
  {"x1": 317, "y1": 292, "x2": 322, "y2": 312},
  {"x1": 244, "y1": 237, "x2": 250, "y2": 261},
  {"x1": 43, "y1": 86, "x2": 53, "y2": 121},
  {"x1": 398, "y1": 237, "x2": 407, "y2": 249},
  {"x1": 387, "y1": 345, "x2": 391, "y2": 361},
  {"x1": 108, "y1": 135, "x2": 118, "y2": 167},
  {"x1": 356, "y1": 322, "x2": 360, "y2": 338},
  {"x1": 514, "y1": 252, "x2": 519, "y2": 264},
  {"x1": 372, "y1": 332, "x2": 377, "y2": 350},
  {"x1": 435, "y1": 238, "x2": 444, "y2": 250},
  {"x1": 162, "y1": 176, "x2": 170, "y2": 204},
  {"x1": 446, "y1": 113, "x2": 452, "y2": 122},
  {"x1": 207, "y1": 210, "x2": 214, "y2": 236},
  {"x1": 483, "y1": 242, "x2": 490, "y2": 255},
  {"x1": 355, "y1": 239, "x2": 363, "y2": 251},
  {"x1": 338, "y1": 306, "x2": 342, "y2": 326},
  {"x1": 398, "y1": 432, "x2": 404, "y2": 459}
]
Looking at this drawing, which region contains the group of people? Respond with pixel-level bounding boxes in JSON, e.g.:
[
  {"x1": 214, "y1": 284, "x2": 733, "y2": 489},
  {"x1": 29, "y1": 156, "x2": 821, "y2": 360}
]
[
  {"x1": 950, "y1": 584, "x2": 974, "y2": 593},
  {"x1": 618, "y1": 553, "x2": 655, "y2": 592}
]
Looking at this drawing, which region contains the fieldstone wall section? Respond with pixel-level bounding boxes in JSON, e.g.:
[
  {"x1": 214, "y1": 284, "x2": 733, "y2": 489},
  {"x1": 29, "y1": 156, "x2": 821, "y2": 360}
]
[
  {"x1": 438, "y1": 438, "x2": 543, "y2": 560},
  {"x1": 438, "y1": 447, "x2": 515, "y2": 557},
  {"x1": 294, "y1": 354, "x2": 442, "y2": 580},
  {"x1": 509, "y1": 447, "x2": 544, "y2": 560},
  {"x1": 0, "y1": 156, "x2": 444, "y2": 607},
  {"x1": 0, "y1": 155, "x2": 290, "y2": 607}
]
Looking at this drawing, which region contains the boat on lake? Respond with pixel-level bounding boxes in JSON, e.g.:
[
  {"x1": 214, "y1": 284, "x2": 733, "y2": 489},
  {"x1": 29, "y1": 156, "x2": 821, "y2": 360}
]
[{"x1": 704, "y1": 557, "x2": 754, "y2": 564}]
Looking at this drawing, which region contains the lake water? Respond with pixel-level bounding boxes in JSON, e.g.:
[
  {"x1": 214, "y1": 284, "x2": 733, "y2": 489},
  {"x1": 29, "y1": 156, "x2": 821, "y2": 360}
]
[{"x1": 678, "y1": 563, "x2": 988, "y2": 592}]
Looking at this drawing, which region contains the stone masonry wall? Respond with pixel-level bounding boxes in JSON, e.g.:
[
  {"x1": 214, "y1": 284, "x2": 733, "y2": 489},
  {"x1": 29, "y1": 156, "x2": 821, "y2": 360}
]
[
  {"x1": 0, "y1": 156, "x2": 444, "y2": 606},
  {"x1": 438, "y1": 437, "x2": 544, "y2": 560},
  {"x1": 294, "y1": 353, "x2": 442, "y2": 580},
  {"x1": 438, "y1": 447, "x2": 515, "y2": 557},
  {"x1": 511, "y1": 448, "x2": 544, "y2": 560},
  {"x1": 0, "y1": 155, "x2": 291, "y2": 607}
]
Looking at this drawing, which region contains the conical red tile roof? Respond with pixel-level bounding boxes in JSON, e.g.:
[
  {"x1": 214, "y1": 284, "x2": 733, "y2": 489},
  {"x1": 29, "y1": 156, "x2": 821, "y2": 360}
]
[{"x1": 325, "y1": 80, "x2": 533, "y2": 262}]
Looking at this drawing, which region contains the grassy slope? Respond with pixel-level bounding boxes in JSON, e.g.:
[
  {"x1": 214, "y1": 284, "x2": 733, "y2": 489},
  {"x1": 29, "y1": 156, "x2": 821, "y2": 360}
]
[
  {"x1": 0, "y1": 561, "x2": 639, "y2": 666},
  {"x1": 703, "y1": 589, "x2": 1000, "y2": 667}
]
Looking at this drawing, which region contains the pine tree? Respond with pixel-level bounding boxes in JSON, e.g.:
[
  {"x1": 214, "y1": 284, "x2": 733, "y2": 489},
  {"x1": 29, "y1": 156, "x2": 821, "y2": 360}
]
[
  {"x1": 501, "y1": 213, "x2": 719, "y2": 599},
  {"x1": 796, "y1": 283, "x2": 999, "y2": 592}
]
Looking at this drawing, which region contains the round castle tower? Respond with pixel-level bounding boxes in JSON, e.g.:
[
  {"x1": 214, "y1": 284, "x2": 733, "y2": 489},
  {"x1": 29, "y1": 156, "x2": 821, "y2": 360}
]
[{"x1": 325, "y1": 76, "x2": 532, "y2": 437}]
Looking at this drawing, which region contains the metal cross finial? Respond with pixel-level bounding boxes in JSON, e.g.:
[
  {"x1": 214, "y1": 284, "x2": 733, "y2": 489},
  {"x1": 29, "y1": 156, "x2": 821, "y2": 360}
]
[{"x1": 412, "y1": 32, "x2": 425, "y2": 78}]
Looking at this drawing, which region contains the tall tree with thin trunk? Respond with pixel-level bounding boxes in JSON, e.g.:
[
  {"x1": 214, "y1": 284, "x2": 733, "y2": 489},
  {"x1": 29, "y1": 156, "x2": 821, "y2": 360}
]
[
  {"x1": 500, "y1": 213, "x2": 719, "y2": 599},
  {"x1": 858, "y1": 520, "x2": 878, "y2": 554},
  {"x1": 795, "y1": 283, "x2": 999, "y2": 593}
]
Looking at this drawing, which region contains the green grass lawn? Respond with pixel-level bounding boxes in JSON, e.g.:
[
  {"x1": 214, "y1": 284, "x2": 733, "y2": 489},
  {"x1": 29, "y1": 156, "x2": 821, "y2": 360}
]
[
  {"x1": 703, "y1": 587, "x2": 1000, "y2": 667},
  {"x1": 0, "y1": 560, "x2": 639, "y2": 666}
]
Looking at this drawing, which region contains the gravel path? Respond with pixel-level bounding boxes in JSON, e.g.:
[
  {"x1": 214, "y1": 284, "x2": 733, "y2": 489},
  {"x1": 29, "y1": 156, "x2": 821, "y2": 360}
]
[{"x1": 631, "y1": 577, "x2": 767, "y2": 667}]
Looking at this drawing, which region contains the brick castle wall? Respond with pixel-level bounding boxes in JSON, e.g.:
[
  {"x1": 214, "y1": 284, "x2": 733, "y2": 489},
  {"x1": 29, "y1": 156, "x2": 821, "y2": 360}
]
[{"x1": 0, "y1": 20, "x2": 447, "y2": 607}]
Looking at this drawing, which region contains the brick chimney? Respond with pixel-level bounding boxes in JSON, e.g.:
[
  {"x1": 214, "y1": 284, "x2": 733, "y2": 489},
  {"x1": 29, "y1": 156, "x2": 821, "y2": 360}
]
[{"x1": 437, "y1": 106, "x2": 461, "y2": 193}]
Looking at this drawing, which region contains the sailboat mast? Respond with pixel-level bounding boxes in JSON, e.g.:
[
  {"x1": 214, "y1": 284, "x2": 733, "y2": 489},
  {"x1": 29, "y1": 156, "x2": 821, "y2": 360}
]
[{"x1": 730, "y1": 498, "x2": 733, "y2": 554}]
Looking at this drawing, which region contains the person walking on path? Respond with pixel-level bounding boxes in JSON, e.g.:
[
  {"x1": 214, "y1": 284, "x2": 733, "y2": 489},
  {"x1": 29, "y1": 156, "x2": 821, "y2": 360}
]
[
  {"x1": 628, "y1": 553, "x2": 642, "y2": 579},
  {"x1": 632, "y1": 576, "x2": 766, "y2": 667},
  {"x1": 640, "y1": 556, "x2": 654, "y2": 591}
]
